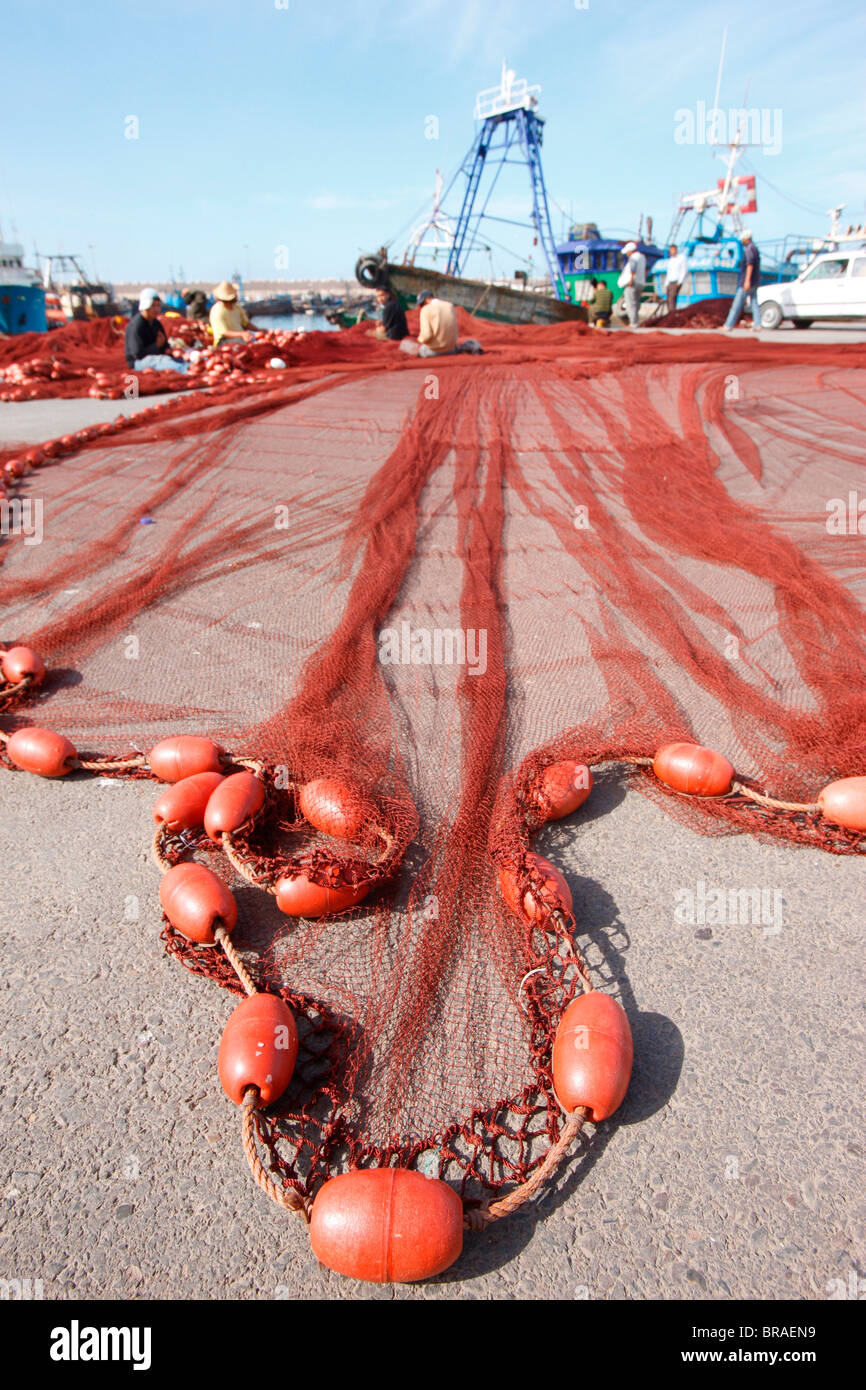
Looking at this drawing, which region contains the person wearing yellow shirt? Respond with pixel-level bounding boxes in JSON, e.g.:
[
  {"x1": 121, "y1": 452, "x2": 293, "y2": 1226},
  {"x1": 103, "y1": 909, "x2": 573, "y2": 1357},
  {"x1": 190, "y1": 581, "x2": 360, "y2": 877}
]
[{"x1": 210, "y1": 281, "x2": 253, "y2": 347}]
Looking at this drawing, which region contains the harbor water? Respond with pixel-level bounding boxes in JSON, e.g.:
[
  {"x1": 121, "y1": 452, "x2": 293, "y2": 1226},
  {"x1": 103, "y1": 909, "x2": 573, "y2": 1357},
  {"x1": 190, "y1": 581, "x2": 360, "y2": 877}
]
[{"x1": 248, "y1": 312, "x2": 339, "y2": 334}]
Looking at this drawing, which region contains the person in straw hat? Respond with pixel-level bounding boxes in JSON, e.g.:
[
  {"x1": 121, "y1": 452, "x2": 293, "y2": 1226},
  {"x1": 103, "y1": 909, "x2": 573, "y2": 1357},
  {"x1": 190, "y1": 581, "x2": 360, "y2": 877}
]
[{"x1": 209, "y1": 281, "x2": 253, "y2": 347}]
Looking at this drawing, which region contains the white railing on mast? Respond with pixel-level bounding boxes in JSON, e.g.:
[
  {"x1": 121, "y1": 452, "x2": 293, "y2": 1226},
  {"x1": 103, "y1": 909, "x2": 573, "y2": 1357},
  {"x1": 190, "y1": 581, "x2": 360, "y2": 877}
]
[{"x1": 474, "y1": 62, "x2": 540, "y2": 120}]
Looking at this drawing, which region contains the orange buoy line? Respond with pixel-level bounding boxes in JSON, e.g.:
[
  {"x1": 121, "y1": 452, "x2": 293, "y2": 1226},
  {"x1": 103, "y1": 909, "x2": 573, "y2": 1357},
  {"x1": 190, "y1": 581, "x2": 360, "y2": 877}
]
[{"x1": 1, "y1": 655, "x2": 865, "y2": 1280}]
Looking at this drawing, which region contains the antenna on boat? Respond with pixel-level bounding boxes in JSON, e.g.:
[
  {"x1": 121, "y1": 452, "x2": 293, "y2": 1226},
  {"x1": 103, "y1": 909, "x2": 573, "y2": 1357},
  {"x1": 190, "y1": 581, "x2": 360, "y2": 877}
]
[
  {"x1": 711, "y1": 26, "x2": 727, "y2": 139},
  {"x1": 403, "y1": 170, "x2": 456, "y2": 266}
]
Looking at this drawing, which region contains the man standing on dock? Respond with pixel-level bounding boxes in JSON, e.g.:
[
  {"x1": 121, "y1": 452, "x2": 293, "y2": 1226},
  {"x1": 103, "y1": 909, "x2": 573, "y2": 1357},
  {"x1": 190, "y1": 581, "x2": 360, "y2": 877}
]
[
  {"x1": 722, "y1": 231, "x2": 761, "y2": 332},
  {"x1": 665, "y1": 244, "x2": 688, "y2": 313},
  {"x1": 619, "y1": 242, "x2": 647, "y2": 328}
]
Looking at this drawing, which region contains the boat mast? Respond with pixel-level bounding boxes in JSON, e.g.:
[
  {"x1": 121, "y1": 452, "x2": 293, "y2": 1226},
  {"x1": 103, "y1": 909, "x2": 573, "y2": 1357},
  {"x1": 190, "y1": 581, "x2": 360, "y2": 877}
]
[
  {"x1": 446, "y1": 64, "x2": 567, "y2": 299},
  {"x1": 403, "y1": 170, "x2": 455, "y2": 266}
]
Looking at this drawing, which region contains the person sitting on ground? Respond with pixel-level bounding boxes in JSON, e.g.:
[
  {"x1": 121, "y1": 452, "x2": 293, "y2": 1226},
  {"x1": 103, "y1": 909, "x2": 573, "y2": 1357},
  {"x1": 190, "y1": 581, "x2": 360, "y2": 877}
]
[
  {"x1": 209, "y1": 281, "x2": 254, "y2": 347},
  {"x1": 399, "y1": 290, "x2": 482, "y2": 355},
  {"x1": 368, "y1": 286, "x2": 409, "y2": 341},
  {"x1": 586, "y1": 277, "x2": 613, "y2": 328},
  {"x1": 124, "y1": 289, "x2": 189, "y2": 374},
  {"x1": 400, "y1": 289, "x2": 459, "y2": 356}
]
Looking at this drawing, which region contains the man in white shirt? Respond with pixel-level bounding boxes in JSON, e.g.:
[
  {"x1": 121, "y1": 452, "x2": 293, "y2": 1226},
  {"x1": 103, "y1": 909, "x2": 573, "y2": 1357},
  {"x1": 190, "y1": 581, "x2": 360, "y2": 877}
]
[
  {"x1": 620, "y1": 241, "x2": 647, "y2": 328},
  {"x1": 665, "y1": 244, "x2": 688, "y2": 313}
]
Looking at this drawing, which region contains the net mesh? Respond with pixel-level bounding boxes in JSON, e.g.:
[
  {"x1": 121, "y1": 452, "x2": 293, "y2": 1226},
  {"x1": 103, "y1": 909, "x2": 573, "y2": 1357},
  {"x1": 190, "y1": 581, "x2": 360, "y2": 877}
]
[{"x1": 2, "y1": 312, "x2": 865, "y2": 1202}]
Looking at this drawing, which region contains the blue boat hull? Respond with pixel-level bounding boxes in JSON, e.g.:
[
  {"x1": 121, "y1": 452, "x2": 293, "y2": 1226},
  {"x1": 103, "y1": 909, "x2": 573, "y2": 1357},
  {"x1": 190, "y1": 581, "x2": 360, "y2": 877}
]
[{"x1": 0, "y1": 283, "x2": 47, "y2": 335}]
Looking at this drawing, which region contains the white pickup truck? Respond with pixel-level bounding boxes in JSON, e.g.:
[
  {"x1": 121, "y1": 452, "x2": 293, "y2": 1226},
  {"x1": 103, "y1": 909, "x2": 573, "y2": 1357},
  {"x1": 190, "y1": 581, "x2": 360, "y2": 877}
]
[{"x1": 757, "y1": 248, "x2": 866, "y2": 329}]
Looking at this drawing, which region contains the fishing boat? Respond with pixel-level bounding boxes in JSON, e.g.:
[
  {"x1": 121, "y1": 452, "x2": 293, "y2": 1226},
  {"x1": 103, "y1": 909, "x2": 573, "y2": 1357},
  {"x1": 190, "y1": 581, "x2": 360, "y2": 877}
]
[
  {"x1": 649, "y1": 35, "x2": 800, "y2": 311},
  {"x1": 246, "y1": 293, "x2": 295, "y2": 317},
  {"x1": 39, "y1": 253, "x2": 118, "y2": 321},
  {"x1": 555, "y1": 219, "x2": 664, "y2": 310},
  {"x1": 0, "y1": 233, "x2": 46, "y2": 335},
  {"x1": 357, "y1": 66, "x2": 586, "y2": 326},
  {"x1": 649, "y1": 150, "x2": 799, "y2": 309}
]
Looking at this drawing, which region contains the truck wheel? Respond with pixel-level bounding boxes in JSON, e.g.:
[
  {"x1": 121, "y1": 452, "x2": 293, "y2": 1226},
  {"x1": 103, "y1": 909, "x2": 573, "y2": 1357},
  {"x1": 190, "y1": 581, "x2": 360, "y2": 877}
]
[{"x1": 760, "y1": 301, "x2": 783, "y2": 330}]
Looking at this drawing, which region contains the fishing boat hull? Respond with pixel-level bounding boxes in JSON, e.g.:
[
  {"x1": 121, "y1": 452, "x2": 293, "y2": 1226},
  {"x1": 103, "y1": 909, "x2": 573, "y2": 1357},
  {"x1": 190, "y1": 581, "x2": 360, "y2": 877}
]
[
  {"x1": 0, "y1": 239, "x2": 47, "y2": 335},
  {"x1": 0, "y1": 283, "x2": 47, "y2": 335},
  {"x1": 247, "y1": 295, "x2": 296, "y2": 317},
  {"x1": 356, "y1": 255, "x2": 586, "y2": 326},
  {"x1": 650, "y1": 234, "x2": 800, "y2": 310}
]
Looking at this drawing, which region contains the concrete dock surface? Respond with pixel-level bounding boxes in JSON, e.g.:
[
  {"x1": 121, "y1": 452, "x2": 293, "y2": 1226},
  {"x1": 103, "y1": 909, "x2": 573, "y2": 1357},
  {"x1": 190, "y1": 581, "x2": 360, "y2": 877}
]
[{"x1": 0, "y1": 374, "x2": 863, "y2": 1303}]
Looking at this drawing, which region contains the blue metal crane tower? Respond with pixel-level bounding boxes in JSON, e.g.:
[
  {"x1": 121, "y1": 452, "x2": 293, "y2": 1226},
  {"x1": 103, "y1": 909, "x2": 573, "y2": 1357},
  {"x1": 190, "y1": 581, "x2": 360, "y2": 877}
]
[{"x1": 445, "y1": 65, "x2": 567, "y2": 300}]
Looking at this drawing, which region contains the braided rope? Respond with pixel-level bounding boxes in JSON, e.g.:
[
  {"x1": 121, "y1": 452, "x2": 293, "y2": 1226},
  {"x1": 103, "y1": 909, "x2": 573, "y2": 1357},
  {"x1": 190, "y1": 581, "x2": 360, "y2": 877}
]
[
  {"x1": 220, "y1": 831, "x2": 276, "y2": 891},
  {"x1": 76, "y1": 753, "x2": 147, "y2": 773},
  {"x1": 241, "y1": 1089, "x2": 311, "y2": 1220},
  {"x1": 464, "y1": 1110, "x2": 586, "y2": 1230},
  {"x1": 730, "y1": 779, "x2": 820, "y2": 814},
  {"x1": 151, "y1": 824, "x2": 174, "y2": 873},
  {"x1": 214, "y1": 926, "x2": 257, "y2": 996},
  {"x1": 0, "y1": 675, "x2": 32, "y2": 701},
  {"x1": 548, "y1": 908, "x2": 592, "y2": 990}
]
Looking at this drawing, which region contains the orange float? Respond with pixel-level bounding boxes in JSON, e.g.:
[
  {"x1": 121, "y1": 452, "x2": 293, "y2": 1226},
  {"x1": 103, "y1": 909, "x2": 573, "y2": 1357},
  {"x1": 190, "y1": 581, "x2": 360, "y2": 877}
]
[
  {"x1": 534, "y1": 760, "x2": 593, "y2": 820},
  {"x1": 1, "y1": 646, "x2": 46, "y2": 685},
  {"x1": 310, "y1": 1168, "x2": 463, "y2": 1283},
  {"x1": 6, "y1": 726, "x2": 77, "y2": 777},
  {"x1": 217, "y1": 993, "x2": 298, "y2": 1105},
  {"x1": 275, "y1": 873, "x2": 370, "y2": 917},
  {"x1": 148, "y1": 734, "x2": 224, "y2": 782},
  {"x1": 652, "y1": 742, "x2": 734, "y2": 797},
  {"x1": 204, "y1": 771, "x2": 265, "y2": 840},
  {"x1": 153, "y1": 771, "x2": 224, "y2": 832},
  {"x1": 818, "y1": 776, "x2": 866, "y2": 832},
  {"x1": 159, "y1": 861, "x2": 237, "y2": 944},
  {"x1": 298, "y1": 777, "x2": 373, "y2": 840},
  {"x1": 499, "y1": 852, "x2": 572, "y2": 922},
  {"x1": 552, "y1": 991, "x2": 633, "y2": 1121}
]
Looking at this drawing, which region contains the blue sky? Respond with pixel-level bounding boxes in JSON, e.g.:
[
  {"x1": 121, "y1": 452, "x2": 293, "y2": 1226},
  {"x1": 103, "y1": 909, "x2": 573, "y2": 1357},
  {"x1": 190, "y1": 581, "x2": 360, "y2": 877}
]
[{"x1": 1, "y1": 0, "x2": 864, "y2": 284}]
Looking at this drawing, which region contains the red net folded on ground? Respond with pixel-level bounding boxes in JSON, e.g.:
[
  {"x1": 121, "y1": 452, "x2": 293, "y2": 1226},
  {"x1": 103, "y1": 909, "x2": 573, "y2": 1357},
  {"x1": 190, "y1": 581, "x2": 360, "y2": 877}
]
[{"x1": 2, "y1": 317, "x2": 865, "y2": 1199}]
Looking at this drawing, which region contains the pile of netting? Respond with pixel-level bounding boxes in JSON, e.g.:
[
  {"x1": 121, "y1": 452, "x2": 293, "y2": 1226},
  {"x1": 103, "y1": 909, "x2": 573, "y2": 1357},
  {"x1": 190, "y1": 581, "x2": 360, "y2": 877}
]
[
  {"x1": 642, "y1": 296, "x2": 732, "y2": 329},
  {"x1": 2, "y1": 312, "x2": 865, "y2": 1230},
  {"x1": 0, "y1": 314, "x2": 386, "y2": 402}
]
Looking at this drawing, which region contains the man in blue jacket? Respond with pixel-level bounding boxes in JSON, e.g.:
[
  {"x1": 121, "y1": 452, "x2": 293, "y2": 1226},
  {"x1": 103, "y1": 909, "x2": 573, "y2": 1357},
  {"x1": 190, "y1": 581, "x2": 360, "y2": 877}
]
[{"x1": 722, "y1": 231, "x2": 761, "y2": 331}]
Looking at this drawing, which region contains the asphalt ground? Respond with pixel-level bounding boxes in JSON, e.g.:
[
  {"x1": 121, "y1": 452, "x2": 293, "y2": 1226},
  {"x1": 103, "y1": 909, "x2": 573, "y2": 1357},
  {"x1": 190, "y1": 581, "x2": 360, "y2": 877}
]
[{"x1": 0, "y1": 365, "x2": 863, "y2": 1305}]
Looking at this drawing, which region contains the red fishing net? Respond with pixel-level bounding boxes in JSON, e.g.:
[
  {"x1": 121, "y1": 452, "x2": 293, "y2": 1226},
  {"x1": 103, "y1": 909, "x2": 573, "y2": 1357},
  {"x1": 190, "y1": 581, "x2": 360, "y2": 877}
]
[{"x1": 2, "y1": 311, "x2": 865, "y2": 1206}]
